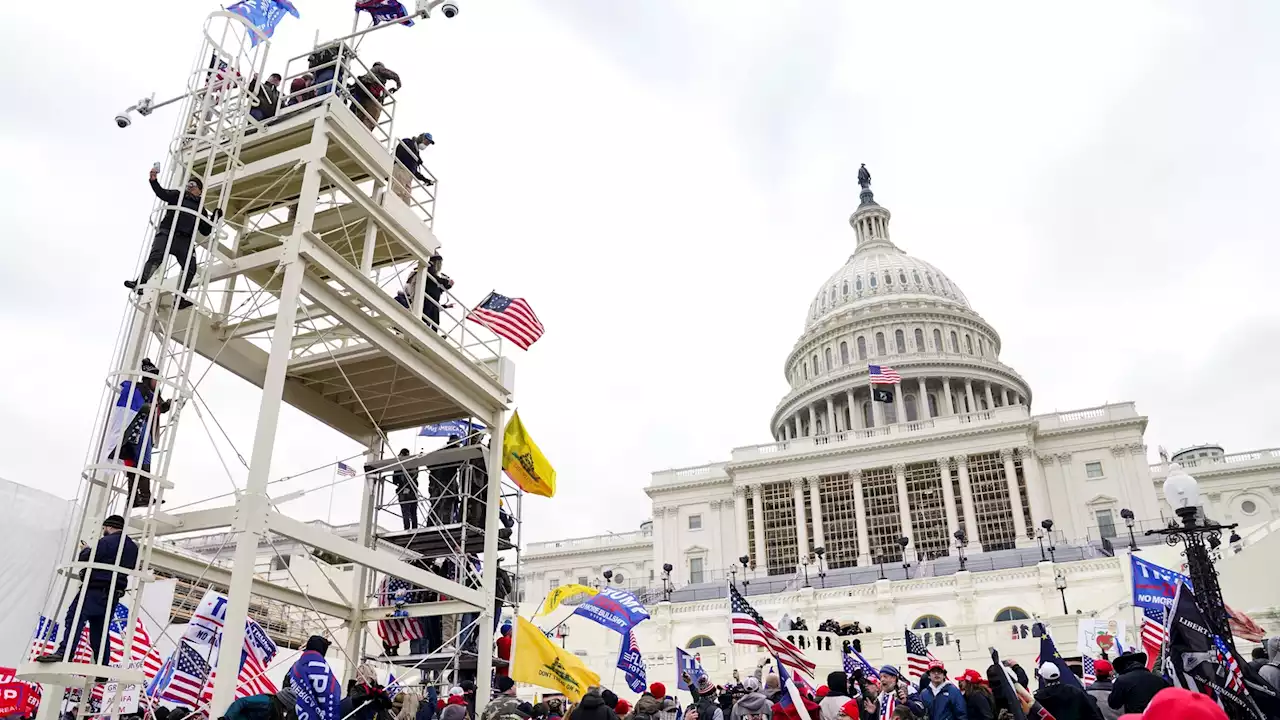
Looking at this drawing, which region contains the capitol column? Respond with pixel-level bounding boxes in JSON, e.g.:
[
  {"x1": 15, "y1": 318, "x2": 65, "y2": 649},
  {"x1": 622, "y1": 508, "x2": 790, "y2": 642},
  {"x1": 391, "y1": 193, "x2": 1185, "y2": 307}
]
[
  {"x1": 791, "y1": 478, "x2": 810, "y2": 562},
  {"x1": 708, "y1": 499, "x2": 725, "y2": 572},
  {"x1": 852, "y1": 470, "x2": 871, "y2": 565},
  {"x1": 847, "y1": 389, "x2": 860, "y2": 429},
  {"x1": 1000, "y1": 448, "x2": 1029, "y2": 542},
  {"x1": 937, "y1": 457, "x2": 960, "y2": 540},
  {"x1": 964, "y1": 379, "x2": 976, "y2": 414},
  {"x1": 1017, "y1": 447, "x2": 1050, "y2": 527},
  {"x1": 942, "y1": 378, "x2": 955, "y2": 415},
  {"x1": 826, "y1": 398, "x2": 836, "y2": 435},
  {"x1": 751, "y1": 483, "x2": 768, "y2": 571},
  {"x1": 984, "y1": 383, "x2": 995, "y2": 411},
  {"x1": 807, "y1": 405, "x2": 817, "y2": 436},
  {"x1": 893, "y1": 386, "x2": 907, "y2": 426},
  {"x1": 808, "y1": 477, "x2": 825, "y2": 552},
  {"x1": 652, "y1": 504, "x2": 667, "y2": 573},
  {"x1": 893, "y1": 463, "x2": 912, "y2": 552},
  {"x1": 733, "y1": 486, "x2": 750, "y2": 560},
  {"x1": 955, "y1": 455, "x2": 980, "y2": 548},
  {"x1": 918, "y1": 377, "x2": 930, "y2": 418}
]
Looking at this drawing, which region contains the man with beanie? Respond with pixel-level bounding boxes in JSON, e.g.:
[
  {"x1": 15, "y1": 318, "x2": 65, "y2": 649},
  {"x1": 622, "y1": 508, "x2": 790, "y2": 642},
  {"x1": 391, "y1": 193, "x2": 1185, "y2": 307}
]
[
  {"x1": 628, "y1": 685, "x2": 665, "y2": 720},
  {"x1": 1083, "y1": 660, "x2": 1120, "y2": 720},
  {"x1": 1033, "y1": 663, "x2": 1102, "y2": 720},
  {"x1": 919, "y1": 661, "x2": 966, "y2": 720},
  {"x1": 732, "y1": 676, "x2": 773, "y2": 720},
  {"x1": 126, "y1": 166, "x2": 223, "y2": 309},
  {"x1": 37, "y1": 515, "x2": 138, "y2": 665},
  {"x1": 602, "y1": 690, "x2": 620, "y2": 713},
  {"x1": 481, "y1": 676, "x2": 528, "y2": 720},
  {"x1": 304, "y1": 634, "x2": 331, "y2": 655},
  {"x1": 496, "y1": 622, "x2": 513, "y2": 676},
  {"x1": 877, "y1": 666, "x2": 925, "y2": 719},
  {"x1": 817, "y1": 671, "x2": 851, "y2": 720},
  {"x1": 1106, "y1": 651, "x2": 1167, "y2": 714},
  {"x1": 685, "y1": 673, "x2": 724, "y2": 720}
]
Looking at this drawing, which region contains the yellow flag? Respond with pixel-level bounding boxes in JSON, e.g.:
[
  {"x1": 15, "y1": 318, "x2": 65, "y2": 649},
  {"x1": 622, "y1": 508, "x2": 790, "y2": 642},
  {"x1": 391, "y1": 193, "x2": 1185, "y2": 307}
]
[
  {"x1": 502, "y1": 411, "x2": 557, "y2": 498},
  {"x1": 537, "y1": 584, "x2": 598, "y2": 617},
  {"x1": 511, "y1": 617, "x2": 600, "y2": 701}
]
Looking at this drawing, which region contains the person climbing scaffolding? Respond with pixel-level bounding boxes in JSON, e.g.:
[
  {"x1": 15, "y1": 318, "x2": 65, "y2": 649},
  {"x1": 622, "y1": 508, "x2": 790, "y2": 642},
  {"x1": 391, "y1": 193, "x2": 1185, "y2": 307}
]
[{"x1": 124, "y1": 165, "x2": 222, "y2": 309}]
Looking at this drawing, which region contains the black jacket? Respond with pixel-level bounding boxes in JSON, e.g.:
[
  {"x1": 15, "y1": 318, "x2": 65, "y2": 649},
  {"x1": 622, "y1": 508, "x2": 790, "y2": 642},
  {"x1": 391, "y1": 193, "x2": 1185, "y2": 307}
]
[
  {"x1": 79, "y1": 531, "x2": 138, "y2": 596},
  {"x1": 392, "y1": 466, "x2": 418, "y2": 500},
  {"x1": 963, "y1": 689, "x2": 995, "y2": 720},
  {"x1": 340, "y1": 684, "x2": 394, "y2": 720},
  {"x1": 395, "y1": 140, "x2": 431, "y2": 184},
  {"x1": 151, "y1": 179, "x2": 219, "y2": 237},
  {"x1": 1034, "y1": 682, "x2": 1102, "y2": 720},
  {"x1": 1107, "y1": 665, "x2": 1169, "y2": 713},
  {"x1": 254, "y1": 79, "x2": 280, "y2": 119},
  {"x1": 569, "y1": 693, "x2": 619, "y2": 720}
]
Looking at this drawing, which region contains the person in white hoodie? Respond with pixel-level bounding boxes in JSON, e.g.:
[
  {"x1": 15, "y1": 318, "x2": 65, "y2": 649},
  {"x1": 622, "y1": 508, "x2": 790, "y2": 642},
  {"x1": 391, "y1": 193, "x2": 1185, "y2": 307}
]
[
  {"x1": 731, "y1": 677, "x2": 773, "y2": 720},
  {"x1": 1260, "y1": 637, "x2": 1280, "y2": 691},
  {"x1": 817, "y1": 672, "x2": 853, "y2": 720}
]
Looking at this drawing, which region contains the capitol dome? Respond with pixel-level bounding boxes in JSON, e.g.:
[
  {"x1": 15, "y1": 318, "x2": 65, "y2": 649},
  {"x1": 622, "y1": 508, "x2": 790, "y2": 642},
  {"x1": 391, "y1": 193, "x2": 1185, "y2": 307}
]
[{"x1": 770, "y1": 170, "x2": 1032, "y2": 441}]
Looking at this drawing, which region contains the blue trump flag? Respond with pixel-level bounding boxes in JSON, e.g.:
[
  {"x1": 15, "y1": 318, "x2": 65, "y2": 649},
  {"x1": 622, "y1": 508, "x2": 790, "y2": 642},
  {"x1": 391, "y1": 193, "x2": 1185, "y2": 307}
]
[
  {"x1": 228, "y1": 0, "x2": 300, "y2": 46},
  {"x1": 617, "y1": 628, "x2": 647, "y2": 694},
  {"x1": 1037, "y1": 631, "x2": 1082, "y2": 690},
  {"x1": 419, "y1": 419, "x2": 485, "y2": 437},
  {"x1": 571, "y1": 587, "x2": 651, "y2": 634},
  {"x1": 290, "y1": 649, "x2": 342, "y2": 720},
  {"x1": 675, "y1": 647, "x2": 705, "y2": 691},
  {"x1": 355, "y1": 0, "x2": 415, "y2": 26},
  {"x1": 1131, "y1": 555, "x2": 1191, "y2": 614}
]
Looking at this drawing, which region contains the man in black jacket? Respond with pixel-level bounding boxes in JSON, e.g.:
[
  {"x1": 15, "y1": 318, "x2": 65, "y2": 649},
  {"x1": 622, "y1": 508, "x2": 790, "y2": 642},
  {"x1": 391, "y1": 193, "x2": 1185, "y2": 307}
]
[
  {"x1": 391, "y1": 448, "x2": 420, "y2": 530},
  {"x1": 1106, "y1": 651, "x2": 1168, "y2": 715},
  {"x1": 393, "y1": 133, "x2": 435, "y2": 203},
  {"x1": 1033, "y1": 662, "x2": 1102, "y2": 720},
  {"x1": 125, "y1": 166, "x2": 223, "y2": 309},
  {"x1": 250, "y1": 73, "x2": 282, "y2": 121},
  {"x1": 37, "y1": 515, "x2": 139, "y2": 665}
]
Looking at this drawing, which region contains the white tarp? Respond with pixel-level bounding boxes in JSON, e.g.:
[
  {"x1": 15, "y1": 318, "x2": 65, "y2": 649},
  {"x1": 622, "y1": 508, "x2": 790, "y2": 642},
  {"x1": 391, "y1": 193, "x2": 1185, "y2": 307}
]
[{"x1": 0, "y1": 477, "x2": 76, "y2": 666}]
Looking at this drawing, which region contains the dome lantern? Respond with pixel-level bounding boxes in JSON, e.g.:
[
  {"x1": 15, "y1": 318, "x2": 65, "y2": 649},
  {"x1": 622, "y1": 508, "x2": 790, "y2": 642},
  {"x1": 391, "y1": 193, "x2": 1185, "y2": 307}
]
[{"x1": 849, "y1": 164, "x2": 895, "y2": 253}]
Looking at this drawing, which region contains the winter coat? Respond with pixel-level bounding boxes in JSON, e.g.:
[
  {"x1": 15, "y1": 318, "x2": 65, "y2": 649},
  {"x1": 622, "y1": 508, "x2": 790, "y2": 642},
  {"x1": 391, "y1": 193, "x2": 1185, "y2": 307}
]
[
  {"x1": 1034, "y1": 682, "x2": 1101, "y2": 720},
  {"x1": 440, "y1": 705, "x2": 468, "y2": 720},
  {"x1": 482, "y1": 694, "x2": 528, "y2": 720},
  {"x1": 78, "y1": 531, "x2": 139, "y2": 597},
  {"x1": 1106, "y1": 656, "x2": 1169, "y2": 714},
  {"x1": 570, "y1": 691, "x2": 621, "y2": 720},
  {"x1": 769, "y1": 697, "x2": 819, "y2": 720},
  {"x1": 342, "y1": 683, "x2": 396, "y2": 720},
  {"x1": 961, "y1": 688, "x2": 994, "y2": 720},
  {"x1": 150, "y1": 179, "x2": 218, "y2": 237},
  {"x1": 629, "y1": 693, "x2": 665, "y2": 720},
  {"x1": 1260, "y1": 637, "x2": 1280, "y2": 690},
  {"x1": 816, "y1": 694, "x2": 850, "y2": 720},
  {"x1": 920, "y1": 681, "x2": 967, "y2": 720},
  {"x1": 1083, "y1": 680, "x2": 1121, "y2": 720},
  {"x1": 224, "y1": 694, "x2": 277, "y2": 720},
  {"x1": 732, "y1": 693, "x2": 773, "y2": 720}
]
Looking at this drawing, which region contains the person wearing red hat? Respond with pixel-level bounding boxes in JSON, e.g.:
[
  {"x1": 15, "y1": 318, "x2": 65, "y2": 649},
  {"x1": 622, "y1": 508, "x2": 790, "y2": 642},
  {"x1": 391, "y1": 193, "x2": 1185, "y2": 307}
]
[
  {"x1": 1118, "y1": 687, "x2": 1227, "y2": 720},
  {"x1": 1084, "y1": 660, "x2": 1120, "y2": 720},
  {"x1": 956, "y1": 669, "x2": 994, "y2": 720},
  {"x1": 816, "y1": 687, "x2": 829, "y2": 700},
  {"x1": 615, "y1": 699, "x2": 632, "y2": 717},
  {"x1": 920, "y1": 660, "x2": 967, "y2": 720}
]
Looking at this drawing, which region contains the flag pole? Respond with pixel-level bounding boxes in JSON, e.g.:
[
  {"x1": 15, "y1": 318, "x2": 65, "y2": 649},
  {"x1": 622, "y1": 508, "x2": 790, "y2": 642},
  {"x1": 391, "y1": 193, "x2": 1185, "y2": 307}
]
[{"x1": 327, "y1": 459, "x2": 338, "y2": 525}]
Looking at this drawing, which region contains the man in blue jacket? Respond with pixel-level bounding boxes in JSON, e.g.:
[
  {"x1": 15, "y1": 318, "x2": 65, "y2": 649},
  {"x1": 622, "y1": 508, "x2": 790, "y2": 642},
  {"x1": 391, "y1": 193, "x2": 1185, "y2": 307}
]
[
  {"x1": 919, "y1": 661, "x2": 967, "y2": 720},
  {"x1": 37, "y1": 515, "x2": 139, "y2": 665}
]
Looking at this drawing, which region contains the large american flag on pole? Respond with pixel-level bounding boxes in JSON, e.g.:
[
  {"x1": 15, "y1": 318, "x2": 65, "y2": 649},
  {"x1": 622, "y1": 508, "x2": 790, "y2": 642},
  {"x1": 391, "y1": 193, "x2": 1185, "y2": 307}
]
[
  {"x1": 376, "y1": 577, "x2": 424, "y2": 647},
  {"x1": 904, "y1": 629, "x2": 936, "y2": 681},
  {"x1": 868, "y1": 365, "x2": 901, "y2": 384},
  {"x1": 161, "y1": 643, "x2": 214, "y2": 708},
  {"x1": 108, "y1": 603, "x2": 164, "y2": 680},
  {"x1": 727, "y1": 583, "x2": 815, "y2": 677},
  {"x1": 1140, "y1": 605, "x2": 1166, "y2": 671},
  {"x1": 468, "y1": 292, "x2": 545, "y2": 350}
]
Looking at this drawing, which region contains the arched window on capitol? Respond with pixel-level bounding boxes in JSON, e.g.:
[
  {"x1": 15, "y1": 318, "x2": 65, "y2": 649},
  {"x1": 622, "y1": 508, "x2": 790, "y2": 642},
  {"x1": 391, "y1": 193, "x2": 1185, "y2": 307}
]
[
  {"x1": 993, "y1": 607, "x2": 1030, "y2": 622},
  {"x1": 912, "y1": 615, "x2": 947, "y2": 629},
  {"x1": 840, "y1": 342, "x2": 850, "y2": 365},
  {"x1": 895, "y1": 329, "x2": 906, "y2": 354},
  {"x1": 857, "y1": 336, "x2": 868, "y2": 360},
  {"x1": 876, "y1": 333, "x2": 886, "y2": 356},
  {"x1": 686, "y1": 635, "x2": 716, "y2": 649},
  {"x1": 914, "y1": 328, "x2": 924, "y2": 351},
  {"x1": 932, "y1": 328, "x2": 942, "y2": 351},
  {"x1": 825, "y1": 348, "x2": 833, "y2": 371}
]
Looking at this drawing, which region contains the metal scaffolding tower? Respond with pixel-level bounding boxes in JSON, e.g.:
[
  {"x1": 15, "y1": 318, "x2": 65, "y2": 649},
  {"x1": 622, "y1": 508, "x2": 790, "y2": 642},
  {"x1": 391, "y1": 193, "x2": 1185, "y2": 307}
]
[{"x1": 20, "y1": 7, "x2": 516, "y2": 719}]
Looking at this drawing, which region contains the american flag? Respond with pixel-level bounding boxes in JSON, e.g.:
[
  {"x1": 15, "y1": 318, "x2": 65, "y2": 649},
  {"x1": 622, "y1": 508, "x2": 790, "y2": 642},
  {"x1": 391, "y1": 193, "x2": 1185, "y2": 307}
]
[
  {"x1": 727, "y1": 583, "x2": 815, "y2": 677},
  {"x1": 376, "y1": 577, "x2": 424, "y2": 648},
  {"x1": 1140, "y1": 605, "x2": 1166, "y2": 670},
  {"x1": 904, "y1": 629, "x2": 936, "y2": 681},
  {"x1": 336, "y1": 461, "x2": 356, "y2": 478},
  {"x1": 28, "y1": 616, "x2": 58, "y2": 660},
  {"x1": 468, "y1": 293, "x2": 545, "y2": 350},
  {"x1": 879, "y1": 691, "x2": 896, "y2": 719},
  {"x1": 844, "y1": 648, "x2": 877, "y2": 677},
  {"x1": 108, "y1": 603, "x2": 164, "y2": 680},
  {"x1": 386, "y1": 672, "x2": 401, "y2": 698},
  {"x1": 239, "y1": 620, "x2": 279, "y2": 698},
  {"x1": 1213, "y1": 636, "x2": 1245, "y2": 694},
  {"x1": 1081, "y1": 655, "x2": 1095, "y2": 685},
  {"x1": 162, "y1": 643, "x2": 215, "y2": 708},
  {"x1": 73, "y1": 625, "x2": 95, "y2": 664},
  {"x1": 868, "y1": 365, "x2": 901, "y2": 384}
]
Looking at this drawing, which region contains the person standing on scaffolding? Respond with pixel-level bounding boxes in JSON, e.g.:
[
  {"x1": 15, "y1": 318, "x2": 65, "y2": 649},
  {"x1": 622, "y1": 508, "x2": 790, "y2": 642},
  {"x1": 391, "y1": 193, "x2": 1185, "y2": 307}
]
[
  {"x1": 393, "y1": 133, "x2": 435, "y2": 203},
  {"x1": 391, "y1": 448, "x2": 420, "y2": 530},
  {"x1": 401, "y1": 255, "x2": 454, "y2": 332},
  {"x1": 350, "y1": 61, "x2": 401, "y2": 130},
  {"x1": 111, "y1": 358, "x2": 171, "y2": 508},
  {"x1": 125, "y1": 166, "x2": 222, "y2": 309}
]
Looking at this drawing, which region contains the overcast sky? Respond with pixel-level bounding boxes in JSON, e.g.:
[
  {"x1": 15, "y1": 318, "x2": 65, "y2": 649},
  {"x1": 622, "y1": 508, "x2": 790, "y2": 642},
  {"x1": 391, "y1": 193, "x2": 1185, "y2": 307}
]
[{"x1": 1, "y1": 1, "x2": 1277, "y2": 547}]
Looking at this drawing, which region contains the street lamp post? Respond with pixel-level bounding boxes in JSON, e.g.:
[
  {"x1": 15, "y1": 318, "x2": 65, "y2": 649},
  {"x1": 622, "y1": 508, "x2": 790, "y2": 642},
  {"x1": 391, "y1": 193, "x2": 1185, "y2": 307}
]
[
  {"x1": 1146, "y1": 463, "x2": 1239, "y2": 646},
  {"x1": 661, "y1": 563, "x2": 673, "y2": 602},
  {"x1": 1036, "y1": 528, "x2": 1046, "y2": 562},
  {"x1": 729, "y1": 564, "x2": 738, "y2": 587},
  {"x1": 897, "y1": 536, "x2": 911, "y2": 578},
  {"x1": 876, "y1": 554, "x2": 886, "y2": 581},
  {"x1": 801, "y1": 554, "x2": 812, "y2": 588},
  {"x1": 739, "y1": 554, "x2": 751, "y2": 588},
  {"x1": 1055, "y1": 572, "x2": 1068, "y2": 614},
  {"x1": 603, "y1": 568, "x2": 614, "y2": 585},
  {"x1": 1120, "y1": 508, "x2": 1139, "y2": 552},
  {"x1": 1041, "y1": 519, "x2": 1056, "y2": 562},
  {"x1": 814, "y1": 547, "x2": 827, "y2": 588},
  {"x1": 954, "y1": 530, "x2": 968, "y2": 571}
]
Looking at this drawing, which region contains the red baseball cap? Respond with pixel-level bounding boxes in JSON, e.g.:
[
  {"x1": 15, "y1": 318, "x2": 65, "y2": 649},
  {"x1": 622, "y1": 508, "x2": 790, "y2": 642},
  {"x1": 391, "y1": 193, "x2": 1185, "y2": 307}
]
[
  {"x1": 958, "y1": 669, "x2": 984, "y2": 684},
  {"x1": 816, "y1": 686, "x2": 829, "y2": 698},
  {"x1": 926, "y1": 660, "x2": 946, "y2": 673},
  {"x1": 841, "y1": 700, "x2": 860, "y2": 719},
  {"x1": 1093, "y1": 659, "x2": 1113, "y2": 676},
  {"x1": 1137, "y1": 688, "x2": 1227, "y2": 720}
]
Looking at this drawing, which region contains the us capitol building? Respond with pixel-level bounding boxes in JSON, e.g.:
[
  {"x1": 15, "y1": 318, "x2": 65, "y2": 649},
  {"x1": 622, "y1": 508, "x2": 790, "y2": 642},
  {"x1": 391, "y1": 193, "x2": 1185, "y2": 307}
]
[{"x1": 516, "y1": 173, "x2": 1280, "y2": 685}]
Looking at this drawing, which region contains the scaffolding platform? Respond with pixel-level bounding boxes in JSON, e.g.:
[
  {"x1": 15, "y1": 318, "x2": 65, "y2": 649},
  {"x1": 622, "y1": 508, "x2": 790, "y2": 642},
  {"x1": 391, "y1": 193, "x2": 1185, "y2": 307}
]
[
  {"x1": 369, "y1": 651, "x2": 509, "y2": 674},
  {"x1": 379, "y1": 523, "x2": 516, "y2": 556}
]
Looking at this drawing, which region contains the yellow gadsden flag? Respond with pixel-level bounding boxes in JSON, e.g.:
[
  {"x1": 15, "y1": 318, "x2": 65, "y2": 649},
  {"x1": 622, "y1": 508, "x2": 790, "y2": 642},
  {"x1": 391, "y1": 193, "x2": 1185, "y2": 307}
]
[
  {"x1": 511, "y1": 617, "x2": 600, "y2": 701},
  {"x1": 537, "y1": 583, "x2": 598, "y2": 617},
  {"x1": 502, "y1": 411, "x2": 557, "y2": 497}
]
